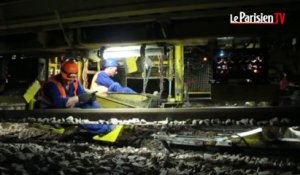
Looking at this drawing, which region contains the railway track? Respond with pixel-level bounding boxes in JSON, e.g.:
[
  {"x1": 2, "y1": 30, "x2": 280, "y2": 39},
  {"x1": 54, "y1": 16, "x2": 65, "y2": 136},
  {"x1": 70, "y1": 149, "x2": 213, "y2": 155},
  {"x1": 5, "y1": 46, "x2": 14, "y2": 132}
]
[
  {"x1": 1, "y1": 106, "x2": 300, "y2": 174},
  {"x1": 0, "y1": 107, "x2": 300, "y2": 126}
]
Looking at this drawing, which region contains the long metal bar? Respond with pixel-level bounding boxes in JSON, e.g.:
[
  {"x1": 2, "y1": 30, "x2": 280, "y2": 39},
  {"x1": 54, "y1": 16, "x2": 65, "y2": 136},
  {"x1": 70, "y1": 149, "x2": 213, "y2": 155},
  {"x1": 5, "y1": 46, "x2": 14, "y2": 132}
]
[
  {"x1": 0, "y1": 0, "x2": 31, "y2": 6},
  {"x1": 174, "y1": 45, "x2": 184, "y2": 103},
  {"x1": 0, "y1": 107, "x2": 300, "y2": 124},
  {"x1": 1, "y1": 0, "x2": 290, "y2": 30}
]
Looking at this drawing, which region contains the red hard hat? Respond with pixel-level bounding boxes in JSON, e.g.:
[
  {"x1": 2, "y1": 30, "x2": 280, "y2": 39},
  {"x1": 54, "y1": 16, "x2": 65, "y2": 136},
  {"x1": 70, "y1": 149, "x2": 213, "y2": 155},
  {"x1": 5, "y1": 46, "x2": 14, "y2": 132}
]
[{"x1": 61, "y1": 60, "x2": 78, "y2": 80}]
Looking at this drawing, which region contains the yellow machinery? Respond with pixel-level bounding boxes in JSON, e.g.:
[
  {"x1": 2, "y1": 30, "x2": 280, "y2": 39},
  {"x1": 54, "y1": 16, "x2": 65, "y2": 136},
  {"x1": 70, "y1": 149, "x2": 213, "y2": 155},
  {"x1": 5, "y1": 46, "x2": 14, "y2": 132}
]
[
  {"x1": 95, "y1": 92, "x2": 158, "y2": 108},
  {"x1": 0, "y1": 80, "x2": 40, "y2": 110},
  {"x1": 90, "y1": 44, "x2": 185, "y2": 108},
  {"x1": 174, "y1": 44, "x2": 184, "y2": 103}
]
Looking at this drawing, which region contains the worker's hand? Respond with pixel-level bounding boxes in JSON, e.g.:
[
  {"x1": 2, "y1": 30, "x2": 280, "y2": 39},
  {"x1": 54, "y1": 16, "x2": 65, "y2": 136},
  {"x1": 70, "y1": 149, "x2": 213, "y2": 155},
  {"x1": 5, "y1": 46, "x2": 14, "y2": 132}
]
[
  {"x1": 90, "y1": 91, "x2": 97, "y2": 101},
  {"x1": 78, "y1": 93, "x2": 95, "y2": 103}
]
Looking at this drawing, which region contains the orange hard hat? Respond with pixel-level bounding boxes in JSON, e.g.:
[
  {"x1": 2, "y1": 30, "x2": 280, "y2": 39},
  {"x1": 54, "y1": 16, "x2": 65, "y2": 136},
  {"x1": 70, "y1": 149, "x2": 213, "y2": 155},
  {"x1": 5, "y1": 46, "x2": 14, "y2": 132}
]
[{"x1": 61, "y1": 60, "x2": 78, "y2": 80}]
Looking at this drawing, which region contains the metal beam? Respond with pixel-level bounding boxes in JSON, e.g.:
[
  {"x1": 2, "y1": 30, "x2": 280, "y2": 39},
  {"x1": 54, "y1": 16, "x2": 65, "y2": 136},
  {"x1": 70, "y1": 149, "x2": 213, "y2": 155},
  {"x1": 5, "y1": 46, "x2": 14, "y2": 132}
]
[
  {"x1": 1, "y1": 3, "x2": 300, "y2": 36},
  {"x1": 1, "y1": 0, "x2": 299, "y2": 30},
  {"x1": 0, "y1": 107, "x2": 300, "y2": 125},
  {"x1": 174, "y1": 44, "x2": 184, "y2": 102},
  {"x1": 0, "y1": 0, "x2": 31, "y2": 6}
]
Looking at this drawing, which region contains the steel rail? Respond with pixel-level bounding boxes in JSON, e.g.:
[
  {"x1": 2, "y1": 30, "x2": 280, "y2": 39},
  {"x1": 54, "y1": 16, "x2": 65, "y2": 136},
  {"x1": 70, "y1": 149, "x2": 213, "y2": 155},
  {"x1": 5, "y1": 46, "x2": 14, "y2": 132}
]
[{"x1": 0, "y1": 106, "x2": 300, "y2": 124}]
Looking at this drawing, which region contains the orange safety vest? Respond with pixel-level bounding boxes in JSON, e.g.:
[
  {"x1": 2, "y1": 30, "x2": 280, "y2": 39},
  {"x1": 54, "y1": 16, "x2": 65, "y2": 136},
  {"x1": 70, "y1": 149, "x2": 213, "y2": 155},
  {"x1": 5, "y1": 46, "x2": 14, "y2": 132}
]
[
  {"x1": 47, "y1": 76, "x2": 79, "y2": 97},
  {"x1": 40, "y1": 75, "x2": 79, "y2": 108}
]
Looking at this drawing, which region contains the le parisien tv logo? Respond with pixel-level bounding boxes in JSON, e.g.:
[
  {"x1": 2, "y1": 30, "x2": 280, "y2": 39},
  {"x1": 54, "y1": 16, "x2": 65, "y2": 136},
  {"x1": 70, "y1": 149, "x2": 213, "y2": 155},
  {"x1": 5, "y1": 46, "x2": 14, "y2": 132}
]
[{"x1": 230, "y1": 11, "x2": 286, "y2": 25}]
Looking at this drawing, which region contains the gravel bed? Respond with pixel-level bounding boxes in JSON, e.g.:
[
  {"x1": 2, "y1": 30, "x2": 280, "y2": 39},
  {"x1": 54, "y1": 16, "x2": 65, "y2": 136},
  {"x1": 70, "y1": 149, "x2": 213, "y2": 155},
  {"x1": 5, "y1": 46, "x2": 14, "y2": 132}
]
[
  {"x1": 1, "y1": 122, "x2": 300, "y2": 174},
  {"x1": 0, "y1": 141, "x2": 300, "y2": 175}
]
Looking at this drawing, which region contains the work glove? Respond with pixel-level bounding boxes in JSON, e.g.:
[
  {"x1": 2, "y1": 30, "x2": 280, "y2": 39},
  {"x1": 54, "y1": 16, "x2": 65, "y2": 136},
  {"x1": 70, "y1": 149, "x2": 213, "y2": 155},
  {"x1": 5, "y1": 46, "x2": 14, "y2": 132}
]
[
  {"x1": 90, "y1": 91, "x2": 97, "y2": 101},
  {"x1": 78, "y1": 92, "x2": 95, "y2": 103}
]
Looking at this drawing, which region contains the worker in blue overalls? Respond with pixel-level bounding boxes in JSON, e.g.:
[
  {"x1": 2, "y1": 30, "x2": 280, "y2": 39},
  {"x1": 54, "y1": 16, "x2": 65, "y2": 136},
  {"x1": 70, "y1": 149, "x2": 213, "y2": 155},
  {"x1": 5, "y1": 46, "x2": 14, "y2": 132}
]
[
  {"x1": 41, "y1": 59, "x2": 115, "y2": 135},
  {"x1": 95, "y1": 59, "x2": 137, "y2": 93}
]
